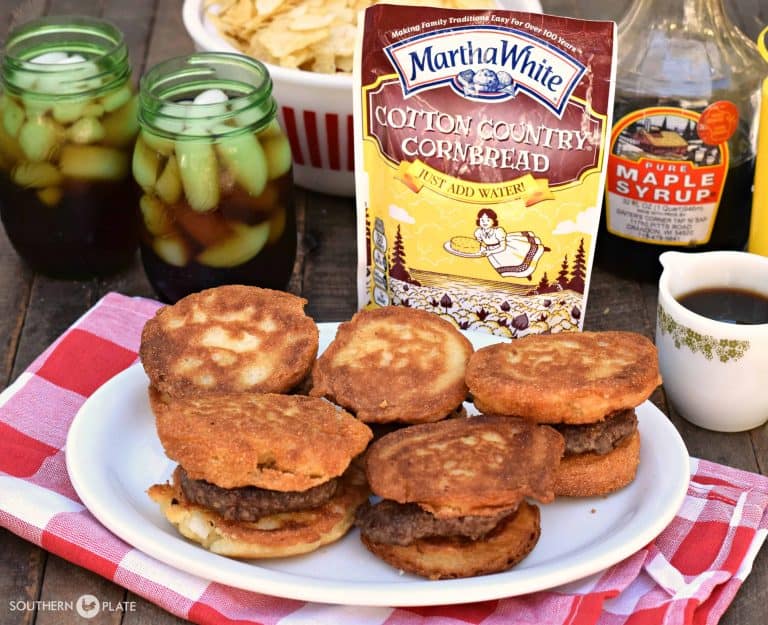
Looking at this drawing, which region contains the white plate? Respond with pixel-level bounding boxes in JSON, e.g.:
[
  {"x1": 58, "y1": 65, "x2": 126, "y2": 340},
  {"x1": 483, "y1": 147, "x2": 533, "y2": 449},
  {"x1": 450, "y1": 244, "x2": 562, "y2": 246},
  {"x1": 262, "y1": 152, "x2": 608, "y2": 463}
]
[{"x1": 66, "y1": 323, "x2": 690, "y2": 607}]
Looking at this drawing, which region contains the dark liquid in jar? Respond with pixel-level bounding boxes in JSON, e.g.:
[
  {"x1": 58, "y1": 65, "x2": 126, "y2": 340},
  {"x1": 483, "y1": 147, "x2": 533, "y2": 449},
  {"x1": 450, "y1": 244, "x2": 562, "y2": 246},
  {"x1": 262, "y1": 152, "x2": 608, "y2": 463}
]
[
  {"x1": 140, "y1": 173, "x2": 296, "y2": 303},
  {"x1": 677, "y1": 287, "x2": 768, "y2": 325},
  {"x1": 596, "y1": 97, "x2": 756, "y2": 282},
  {"x1": 0, "y1": 173, "x2": 140, "y2": 278}
]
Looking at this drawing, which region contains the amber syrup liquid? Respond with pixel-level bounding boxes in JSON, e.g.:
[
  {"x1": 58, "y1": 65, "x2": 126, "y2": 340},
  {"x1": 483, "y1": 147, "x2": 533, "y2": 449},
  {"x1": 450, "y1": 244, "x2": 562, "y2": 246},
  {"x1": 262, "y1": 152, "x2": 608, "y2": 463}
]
[
  {"x1": 596, "y1": 97, "x2": 756, "y2": 282},
  {"x1": 0, "y1": 174, "x2": 140, "y2": 278},
  {"x1": 140, "y1": 173, "x2": 296, "y2": 303}
]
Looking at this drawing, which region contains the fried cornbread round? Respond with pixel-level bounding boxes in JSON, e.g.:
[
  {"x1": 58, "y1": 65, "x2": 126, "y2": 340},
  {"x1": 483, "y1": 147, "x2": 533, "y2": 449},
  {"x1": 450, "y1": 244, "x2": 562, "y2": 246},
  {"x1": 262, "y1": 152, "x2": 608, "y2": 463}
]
[
  {"x1": 365, "y1": 415, "x2": 564, "y2": 517},
  {"x1": 140, "y1": 285, "x2": 318, "y2": 398},
  {"x1": 151, "y1": 391, "x2": 372, "y2": 491},
  {"x1": 310, "y1": 306, "x2": 473, "y2": 424},
  {"x1": 360, "y1": 501, "x2": 540, "y2": 579},
  {"x1": 553, "y1": 430, "x2": 640, "y2": 497},
  {"x1": 467, "y1": 331, "x2": 661, "y2": 424},
  {"x1": 148, "y1": 464, "x2": 369, "y2": 558}
]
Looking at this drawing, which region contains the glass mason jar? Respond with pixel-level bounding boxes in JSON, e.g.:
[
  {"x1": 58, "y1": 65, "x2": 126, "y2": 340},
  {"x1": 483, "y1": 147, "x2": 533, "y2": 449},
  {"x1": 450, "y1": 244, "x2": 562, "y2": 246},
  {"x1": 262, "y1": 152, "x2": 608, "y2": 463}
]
[
  {"x1": 134, "y1": 53, "x2": 296, "y2": 303},
  {"x1": 0, "y1": 16, "x2": 140, "y2": 278},
  {"x1": 596, "y1": 0, "x2": 768, "y2": 281}
]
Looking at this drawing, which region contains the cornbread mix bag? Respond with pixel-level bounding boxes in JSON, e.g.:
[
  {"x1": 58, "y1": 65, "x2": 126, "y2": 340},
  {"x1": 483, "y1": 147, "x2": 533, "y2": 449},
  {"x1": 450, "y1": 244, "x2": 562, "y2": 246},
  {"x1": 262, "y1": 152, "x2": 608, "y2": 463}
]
[{"x1": 353, "y1": 5, "x2": 617, "y2": 336}]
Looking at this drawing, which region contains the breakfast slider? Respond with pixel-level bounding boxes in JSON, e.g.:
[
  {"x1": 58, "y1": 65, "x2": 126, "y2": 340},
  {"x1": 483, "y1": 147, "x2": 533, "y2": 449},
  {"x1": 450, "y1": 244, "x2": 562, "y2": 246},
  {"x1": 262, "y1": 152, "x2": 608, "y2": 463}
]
[
  {"x1": 356, "y1": 415, "x2": 564, "y2": 579},
  {"x1": 148, "y1": 392, "x2": 372, "y2": 558},
  {"x1": 465, "y1": 331, "x2": 661, "y2": 497}
]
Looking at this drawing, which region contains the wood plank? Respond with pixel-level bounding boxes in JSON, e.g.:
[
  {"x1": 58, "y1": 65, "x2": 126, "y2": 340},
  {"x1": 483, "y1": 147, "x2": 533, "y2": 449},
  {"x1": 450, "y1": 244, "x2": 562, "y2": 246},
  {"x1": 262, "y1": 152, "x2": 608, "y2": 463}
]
[
  {"x1": 34, "y1": 554, "x2": 123, "y2": 625},
  {"x1": 0, "y1": 4, "x2": 54, "y2": 624},
  {"x1": 738, "y1": 562, "x2": 768, "y2": 625},
  {"x1": 0, "y1": 223, "x2": 32, "y2": 386},
  {"x1": 102, "y1": 0, "x2": 158, "y2": 76},
  {"x1": 1, "y1": 0, "x2": 46, "y2": 39},
  {"x1": 285, "y1": 187, "x2": 308, "y2": 297},
  {"x1": 143, "y1": 0, "x2": 193, "y2": 72},
  {"x1": 301, "y1": 192, "x2": 358, "y2": 322},
  {"x1": 0, "y1": 530, "x2": 46, "y2": 625},
  {"x1": 45, "y1": 0, "x2": 102, "y2": 16},
  {"x1": 121, "y1": 598, "x2": 189, "y2": 625},
  {"x1": 720, "y1": 549, "x2": 768, "y2": 625}
]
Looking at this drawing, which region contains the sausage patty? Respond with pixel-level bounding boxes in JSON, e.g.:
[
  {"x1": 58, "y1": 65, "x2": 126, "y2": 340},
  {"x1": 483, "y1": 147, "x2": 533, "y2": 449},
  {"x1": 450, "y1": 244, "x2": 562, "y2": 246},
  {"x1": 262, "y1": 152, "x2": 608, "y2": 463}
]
[
  {"x1": 355, "y1": 499, "x2": 515, "y2": 545},
  {"x1": 178, "y1": 466, "x2": 339, "y2": 521},
  {"x1": 553, "y1": 409, "x2": 637, "y2": 456}
]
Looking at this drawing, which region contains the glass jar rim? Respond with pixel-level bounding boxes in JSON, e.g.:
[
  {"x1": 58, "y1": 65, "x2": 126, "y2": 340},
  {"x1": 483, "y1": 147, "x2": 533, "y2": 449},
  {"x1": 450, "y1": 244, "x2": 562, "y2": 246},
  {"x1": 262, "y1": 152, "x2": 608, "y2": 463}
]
[
  {"x1": 139, "y1": 52, "x2": 277, "y2": 140},
  {"x1": 1, "y1": 15, "x2": 130, "y2": 98}
]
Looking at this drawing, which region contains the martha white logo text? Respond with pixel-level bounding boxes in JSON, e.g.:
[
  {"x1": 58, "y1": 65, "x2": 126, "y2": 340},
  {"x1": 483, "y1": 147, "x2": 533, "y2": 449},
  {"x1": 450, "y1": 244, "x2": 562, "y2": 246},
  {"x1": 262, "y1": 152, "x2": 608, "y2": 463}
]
[{"x1": 384, "y1": 26, "x2": 585, "y2": 117}]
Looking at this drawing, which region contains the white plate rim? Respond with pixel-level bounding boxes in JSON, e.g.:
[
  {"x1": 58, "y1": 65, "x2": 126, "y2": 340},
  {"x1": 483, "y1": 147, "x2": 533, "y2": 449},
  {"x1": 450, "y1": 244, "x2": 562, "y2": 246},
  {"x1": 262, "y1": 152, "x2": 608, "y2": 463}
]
[{"x1": 66, "y1": 323, "x2": 690, "y2": 607}]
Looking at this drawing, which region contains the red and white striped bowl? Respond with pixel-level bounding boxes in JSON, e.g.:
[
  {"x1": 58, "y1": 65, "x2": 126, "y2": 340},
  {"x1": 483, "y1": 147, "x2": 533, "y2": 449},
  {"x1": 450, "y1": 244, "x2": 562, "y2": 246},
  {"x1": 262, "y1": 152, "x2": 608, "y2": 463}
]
[{"x1": 183, "y1": 0, "x2": 355, "y2": 196}]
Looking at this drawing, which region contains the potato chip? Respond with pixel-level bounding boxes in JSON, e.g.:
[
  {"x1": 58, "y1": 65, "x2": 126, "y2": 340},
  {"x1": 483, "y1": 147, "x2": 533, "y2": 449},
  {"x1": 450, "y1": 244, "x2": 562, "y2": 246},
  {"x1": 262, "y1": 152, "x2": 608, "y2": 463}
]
[{"x1": 205, "y1": 0, "x2": 495, "y2": 74}]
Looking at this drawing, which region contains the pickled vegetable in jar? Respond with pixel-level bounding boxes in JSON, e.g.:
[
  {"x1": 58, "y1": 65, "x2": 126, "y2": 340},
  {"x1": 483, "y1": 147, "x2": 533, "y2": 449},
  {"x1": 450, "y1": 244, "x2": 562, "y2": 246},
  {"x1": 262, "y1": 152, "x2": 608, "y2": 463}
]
[
  {"x1": 0, "y1": 16, "x2": 140, "y2": 278},
  {"x1": 135, "y1": 53, "x2": 296, "y2": 302}
]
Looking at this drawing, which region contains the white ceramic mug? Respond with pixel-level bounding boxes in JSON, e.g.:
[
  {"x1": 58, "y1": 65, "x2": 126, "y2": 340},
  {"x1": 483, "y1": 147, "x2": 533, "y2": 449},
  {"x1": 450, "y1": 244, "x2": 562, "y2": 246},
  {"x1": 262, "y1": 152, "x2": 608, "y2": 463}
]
[{"x1": 656, "y1": 250, "x2": 768, "y2": 432}]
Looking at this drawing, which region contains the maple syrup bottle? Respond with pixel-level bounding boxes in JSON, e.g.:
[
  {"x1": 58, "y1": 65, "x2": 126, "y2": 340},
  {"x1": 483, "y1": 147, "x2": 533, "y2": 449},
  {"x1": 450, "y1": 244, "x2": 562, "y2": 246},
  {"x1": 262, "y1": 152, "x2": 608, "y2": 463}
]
[{"x1": 596, "y1": 0, "x2": 768, "y2": 281}]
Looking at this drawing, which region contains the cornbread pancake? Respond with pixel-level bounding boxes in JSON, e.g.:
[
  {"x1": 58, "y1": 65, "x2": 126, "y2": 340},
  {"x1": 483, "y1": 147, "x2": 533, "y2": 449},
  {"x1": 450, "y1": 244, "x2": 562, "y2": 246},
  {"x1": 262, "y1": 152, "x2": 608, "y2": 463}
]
[
  {"x1": 148, "y1": 464, "x2": 369, "y2": 558},
  {"x1": 310, "y1": 306, "x2": 473, "y2": 424},
  {"x1": 466, "y1": 331, "x2": 661, "y2": 424},
  {"x1": 553, "y1": 431, "x2": 640, "y2": 497},
  {"x1": 365, "y1": 415, "x2": 564, "y2": 518},
  {"x1": 151, "y1": 391, "x2": 372, "y2": 491},
  {"x1": 140, "y1": 285, "x2": 318, "y2": 398},
  {"x1": 357, "y1": 415, "x2": 563, "y2": 579},
  {"x1": 466, "y1": 331, "x2": 660, "y2": 497},
  {"x1": 359, "y1": 501, "x2": 540, "y2": 580}
]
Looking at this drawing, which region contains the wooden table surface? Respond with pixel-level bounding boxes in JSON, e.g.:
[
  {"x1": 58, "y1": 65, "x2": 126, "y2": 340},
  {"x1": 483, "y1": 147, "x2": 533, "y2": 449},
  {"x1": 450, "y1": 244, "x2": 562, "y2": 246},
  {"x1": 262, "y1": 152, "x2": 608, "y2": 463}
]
[{"x1": 1, "y1": 1, "x2": 766, "y2": 624}]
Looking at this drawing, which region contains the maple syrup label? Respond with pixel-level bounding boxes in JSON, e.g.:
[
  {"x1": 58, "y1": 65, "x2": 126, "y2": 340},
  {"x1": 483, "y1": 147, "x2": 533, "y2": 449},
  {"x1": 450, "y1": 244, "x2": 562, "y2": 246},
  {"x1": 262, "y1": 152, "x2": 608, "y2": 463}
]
[
  {"x1": 354, "y1": 5, "x2": 616, "y2": 337},
  {"x1": 606, "y1": 106, "x2": 732, "y2": 245}
]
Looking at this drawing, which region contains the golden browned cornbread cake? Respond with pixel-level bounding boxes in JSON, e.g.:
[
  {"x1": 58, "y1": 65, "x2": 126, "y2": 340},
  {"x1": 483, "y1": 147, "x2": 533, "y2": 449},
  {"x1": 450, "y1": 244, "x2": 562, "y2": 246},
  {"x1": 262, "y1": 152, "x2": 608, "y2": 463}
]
[
  {"x1": 553, "y1": 431, "x2": 641, "y2": 497},
  {"x1": 465, "y1": 331, "x2": 660, "y2": 497},
  {"x1": 356, "y1": 415, "x2": 564, "y2": 579},
  {"x1": 148, "y1": 392, "x2": 373, "y2": 558},
  {"x1": 140, "y1": 285, "x2": 318, "y2": 398},
  {"x1": 360, "y1": 501, "x2": 541, "y2": 580},
  {"x1": 151, "y1": 391, "x2": 372, "y2": 491},
  {"x1": 466, "y1": 331, "x2": 661, "y2": 424},
  {"x1": 148, "y1": 464, "x2": 369, "y2": 558},
  {"x1": 310, "y1": 306, "x2": 473, "y2": 424}
]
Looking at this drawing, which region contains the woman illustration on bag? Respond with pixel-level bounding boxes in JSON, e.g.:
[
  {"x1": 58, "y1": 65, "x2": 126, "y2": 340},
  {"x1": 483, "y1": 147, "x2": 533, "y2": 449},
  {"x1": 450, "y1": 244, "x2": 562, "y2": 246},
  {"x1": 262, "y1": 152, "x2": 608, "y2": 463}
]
[{"x1": 473, "y1": 208, "x2": 549, "y2": 280}]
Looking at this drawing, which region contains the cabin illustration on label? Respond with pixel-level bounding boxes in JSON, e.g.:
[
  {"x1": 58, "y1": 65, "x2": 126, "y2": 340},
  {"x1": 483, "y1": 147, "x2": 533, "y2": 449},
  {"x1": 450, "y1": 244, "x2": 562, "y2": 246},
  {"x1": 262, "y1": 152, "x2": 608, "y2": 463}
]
[
  {"x1": 612, "y1": 113, "x2": 722, "y2": 165},
  {"x1": 634, "y1": 128, "x2": 688, "y2": 157}
]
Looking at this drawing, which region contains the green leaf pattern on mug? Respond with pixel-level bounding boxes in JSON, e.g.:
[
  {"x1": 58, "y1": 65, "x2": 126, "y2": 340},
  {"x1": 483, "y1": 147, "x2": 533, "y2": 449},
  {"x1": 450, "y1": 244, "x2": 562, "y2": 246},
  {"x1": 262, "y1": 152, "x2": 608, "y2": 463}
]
[{"x1": 657, "y1": 305, "x2": 750, "y2": 362}]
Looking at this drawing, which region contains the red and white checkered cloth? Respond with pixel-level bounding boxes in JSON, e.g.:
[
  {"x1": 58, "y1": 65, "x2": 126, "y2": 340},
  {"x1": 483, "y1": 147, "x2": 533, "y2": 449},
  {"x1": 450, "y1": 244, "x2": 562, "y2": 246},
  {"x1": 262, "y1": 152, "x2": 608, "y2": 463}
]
[{"x1": 1, "y1": 292, "x2": 766, "y2": 625}]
